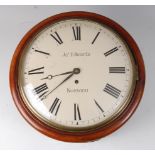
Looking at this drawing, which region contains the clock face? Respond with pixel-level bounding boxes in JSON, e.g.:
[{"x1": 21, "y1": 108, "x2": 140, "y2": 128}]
[{"x1": 18, "y1": 19, "x2": 136, "y2": 131}]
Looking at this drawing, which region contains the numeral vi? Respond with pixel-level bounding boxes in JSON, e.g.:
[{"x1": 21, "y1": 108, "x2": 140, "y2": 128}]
[{"x1": 74, "y1": 103, "x2": 81, "y2": 121}]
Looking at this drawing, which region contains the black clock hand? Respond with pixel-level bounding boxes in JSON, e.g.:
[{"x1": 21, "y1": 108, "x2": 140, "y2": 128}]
[
  {"x1": 42, "y1": 68, "x2": 80, "y2": 100},
  {"x1": 41, "y1": 71, "x2": 73, "y2": 80}
]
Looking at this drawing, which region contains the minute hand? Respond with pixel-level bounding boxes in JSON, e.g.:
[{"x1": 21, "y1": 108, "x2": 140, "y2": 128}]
[
  {"x1": 46, "y1": 73, "x2": 74, "y2": 96},
  {"x1": 43, "y1": 72, "x2": 74, "y2": 99},
  {"x1": 42, "y1": 68, "x2": 80, "y2": 100},
  {"x1": 41, "y1": 71, "x2": 73, "y2": 80}
]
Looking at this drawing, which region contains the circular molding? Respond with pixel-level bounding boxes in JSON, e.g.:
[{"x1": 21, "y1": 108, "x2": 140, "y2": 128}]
[{"x1": 10, "y1": 11, "x2": 145, "y2": 142}]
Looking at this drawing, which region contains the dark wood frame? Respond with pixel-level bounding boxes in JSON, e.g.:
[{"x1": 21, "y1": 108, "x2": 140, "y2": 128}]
[{"x1": 10, "y1": 11, "x2": 145, "y2": 142}]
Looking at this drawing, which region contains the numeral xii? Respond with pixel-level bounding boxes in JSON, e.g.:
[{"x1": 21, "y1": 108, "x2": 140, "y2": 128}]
[{"x1": 72, "y1": 26, "x2": 81, "y2": 40}]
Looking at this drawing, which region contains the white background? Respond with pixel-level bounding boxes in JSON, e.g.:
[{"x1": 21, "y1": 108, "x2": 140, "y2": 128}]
[{"x1": 0, "y1": 5, "x2": 154, "y2": 149}]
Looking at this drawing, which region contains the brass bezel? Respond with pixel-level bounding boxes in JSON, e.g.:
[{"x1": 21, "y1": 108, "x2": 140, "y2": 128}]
[{"x1": 18, "y1": 18, "x2": 138, "y2": 132}]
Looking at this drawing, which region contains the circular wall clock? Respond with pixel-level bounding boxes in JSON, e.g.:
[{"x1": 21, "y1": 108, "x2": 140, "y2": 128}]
[{"x1": 10, "y1": 11, "x2": 145, "y2": 142}]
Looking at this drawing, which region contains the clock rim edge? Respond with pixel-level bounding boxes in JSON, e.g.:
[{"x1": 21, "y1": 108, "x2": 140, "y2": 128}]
[{"x1": 9, "y1": 11, "x2": 145, "y2": 142}]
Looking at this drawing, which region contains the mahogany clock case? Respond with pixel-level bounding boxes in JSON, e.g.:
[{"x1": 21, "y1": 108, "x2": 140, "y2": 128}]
[{"x1": 9, "y1": 11, "x2": 145, "y2": 142}]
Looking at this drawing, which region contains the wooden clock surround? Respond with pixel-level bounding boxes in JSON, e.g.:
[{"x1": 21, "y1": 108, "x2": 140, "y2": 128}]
[{"x1": 9, "y1": 11, "x2": 145, "y2": 142}]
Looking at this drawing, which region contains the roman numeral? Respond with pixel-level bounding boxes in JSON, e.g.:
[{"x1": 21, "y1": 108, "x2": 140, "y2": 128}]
[
  {"x1": 74, "y1": 104, "x2": 81, "y2": 120},
  {"x1": 91, "y1": 32, "x2": 100, "y2": 44},
  {"x1": 28, "y1": 67, "x2": 44, "y2": 75},
  {"x1": 109, "y1": 67, "x2": 126, "y2": 73},
  {"x1": 72, "y1": 26, "x2": 81, "y2": 40},
  {"x1": 33, "y1": 48, "x2": 50, "y2": 55},
  {"x1": 50, "y1": 31, "x2": 63, "y2": 44},
  {"x1": 104, "y1": 47, "x2": 118, "y2": 57},
  {"x1": 104, "y1": 83, "x2": 121, "y2": 98},
  {"x1": 49, "y1": 98, "x2": 61, "y2": 116},
  {"x1": 94, "y1": 99, "x2": 104, "y2": 113},
  {"x1": 33, "y1": 83, "x2": 48, "y2": 99}
]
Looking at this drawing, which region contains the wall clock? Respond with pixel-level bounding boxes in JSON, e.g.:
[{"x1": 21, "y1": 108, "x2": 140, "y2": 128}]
[{"x1": 10, "y1": 11, "x2": 145, "y2": 142}]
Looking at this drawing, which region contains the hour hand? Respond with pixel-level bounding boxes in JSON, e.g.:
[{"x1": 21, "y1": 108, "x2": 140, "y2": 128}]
[
  {"x1": 41, "y1": 71, "x2": 73, "y2": 80},
  {"x1": 41, "y1": 75, "x2": 53, "y2": 80},
  {"x1": 42, "y1": 68, "x2": 80, "y2": 100}
]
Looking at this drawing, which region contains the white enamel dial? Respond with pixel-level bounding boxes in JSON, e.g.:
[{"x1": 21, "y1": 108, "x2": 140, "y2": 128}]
[{"x1": 19, "y1": 19, "x2": 136, "y2": 130}]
